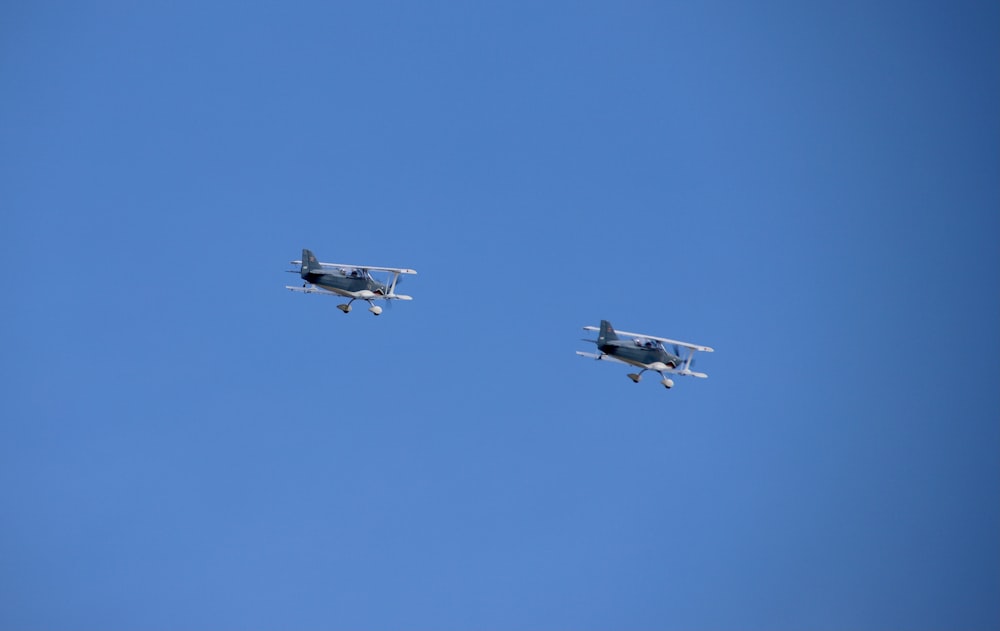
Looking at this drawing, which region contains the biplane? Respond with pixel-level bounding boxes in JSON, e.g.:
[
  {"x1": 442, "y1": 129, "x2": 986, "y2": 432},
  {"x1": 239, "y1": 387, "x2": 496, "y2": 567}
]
[
  {"x1": 577, "y1": 320, "x2": 714, "y2": 389},
  {"x1": 286, "y1": 249, "x2": 416, "y2": 316}
]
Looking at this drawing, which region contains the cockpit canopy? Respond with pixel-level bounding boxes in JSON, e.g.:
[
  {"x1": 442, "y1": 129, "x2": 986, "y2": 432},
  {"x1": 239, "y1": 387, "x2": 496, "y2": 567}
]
[
  {"x1": 339, "y1": 267, "x2": 369, "y2": 279},
  {"x1": 633, "y1": 338, "x2": 663, "y2": 350}
]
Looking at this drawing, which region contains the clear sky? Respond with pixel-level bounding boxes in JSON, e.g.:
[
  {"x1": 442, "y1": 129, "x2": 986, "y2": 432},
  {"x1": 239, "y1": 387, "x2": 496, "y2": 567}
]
[{"x1": 1, "y1": 1, "x2": 998, "y2": 629}]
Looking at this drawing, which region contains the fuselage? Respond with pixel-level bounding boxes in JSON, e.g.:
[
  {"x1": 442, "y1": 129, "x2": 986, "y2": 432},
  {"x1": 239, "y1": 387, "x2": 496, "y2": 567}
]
[
  {"x1": 301, "y1": 269, "x2": 386, "y2": 296},
  {"x1": 598, "y1": 339, "x2": 681, "y2": 369}
]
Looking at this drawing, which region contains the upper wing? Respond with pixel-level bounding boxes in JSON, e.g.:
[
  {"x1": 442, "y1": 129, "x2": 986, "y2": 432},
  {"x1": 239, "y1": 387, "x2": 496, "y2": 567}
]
[
  {"x1": 290, "y1": 260, "x2": 417, "y2": 275},
  {"x1": 582, "y1": 326, "x2": 714, "y2": 353}
]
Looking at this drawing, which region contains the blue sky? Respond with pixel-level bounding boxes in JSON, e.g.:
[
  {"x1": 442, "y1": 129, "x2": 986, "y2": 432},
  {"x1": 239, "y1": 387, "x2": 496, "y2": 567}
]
[{"x1": 1, "y1": 1, "x2": 998, "y2": 629}]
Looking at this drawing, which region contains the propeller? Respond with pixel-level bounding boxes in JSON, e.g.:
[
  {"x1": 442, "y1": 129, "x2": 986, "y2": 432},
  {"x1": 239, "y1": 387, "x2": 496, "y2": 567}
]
[
  {"x1": 388, "y1": 273, "x2": 403, "y2": 300},
  {"x1": 672, "y1": 344, "x2": 695, "y2": 369},
  {"x1": 379, "y1": 272, "x2": 401, "y2": 309}
]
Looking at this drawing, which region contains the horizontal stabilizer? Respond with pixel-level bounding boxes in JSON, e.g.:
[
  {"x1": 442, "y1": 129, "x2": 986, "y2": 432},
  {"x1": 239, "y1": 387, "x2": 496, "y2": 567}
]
[{"x1": 300, "y1": 269, "x2": 345, "y2": 276}]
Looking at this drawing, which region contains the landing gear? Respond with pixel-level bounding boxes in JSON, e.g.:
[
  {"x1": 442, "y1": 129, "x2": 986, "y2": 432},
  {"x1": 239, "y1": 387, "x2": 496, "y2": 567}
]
[
  {"x1": 336, "y1": 298, "x2": 382, "y2": 316},
  {"x1": 627, "y1": 369, "x2": 674, "y2": 390}
]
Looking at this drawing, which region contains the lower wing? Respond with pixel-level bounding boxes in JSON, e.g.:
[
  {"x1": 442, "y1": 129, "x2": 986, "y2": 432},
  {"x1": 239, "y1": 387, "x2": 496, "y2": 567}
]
[
  {"x1": 576, "y1": 351, "x2": 708, "y2": 378},
  {"x1": 286, "y1": 286, "x2": 412, "y2": 301},
  {"x1": 575, "y1": 351, "x2": 645, "y2": 369}
]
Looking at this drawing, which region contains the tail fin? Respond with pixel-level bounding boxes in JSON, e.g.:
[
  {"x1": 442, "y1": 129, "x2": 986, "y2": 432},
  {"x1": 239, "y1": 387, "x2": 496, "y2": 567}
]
[
  {"x1": 598, "y1": 320, "x2": 618, "y2": 347},
  {"x1": 300, "y1": 249, "x2": 321, "y2": 277}
]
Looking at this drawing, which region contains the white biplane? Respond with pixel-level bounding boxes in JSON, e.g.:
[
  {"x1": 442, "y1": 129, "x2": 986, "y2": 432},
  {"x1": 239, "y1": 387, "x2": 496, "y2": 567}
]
[
  {"x1": 577, "y1": 320, "x2": 714, "y2": 389},
  {"x1": 286, "y1": 248, "x2": 416, "y2": 316}
]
